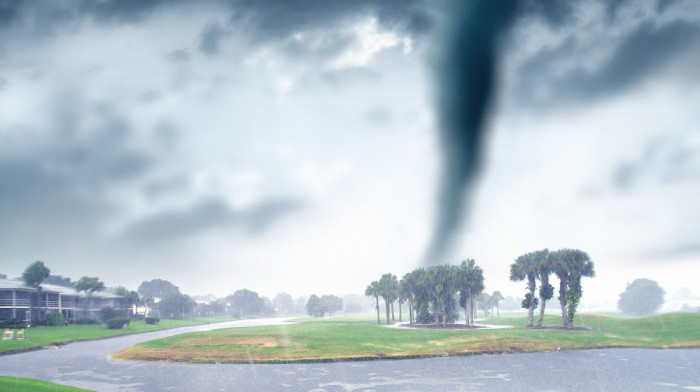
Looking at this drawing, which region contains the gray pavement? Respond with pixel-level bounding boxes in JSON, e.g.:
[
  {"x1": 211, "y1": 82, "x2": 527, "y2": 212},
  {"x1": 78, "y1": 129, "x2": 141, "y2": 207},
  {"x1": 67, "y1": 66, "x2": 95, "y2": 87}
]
[{"x1": 0, "y1": 318, "x2": 698, "y2": 391}]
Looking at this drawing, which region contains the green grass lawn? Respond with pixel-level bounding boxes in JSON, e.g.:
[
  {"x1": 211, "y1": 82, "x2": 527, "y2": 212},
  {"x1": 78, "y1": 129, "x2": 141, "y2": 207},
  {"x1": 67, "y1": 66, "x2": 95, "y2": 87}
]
[
  {"x1": 0, "y1": 316, "x2": 234, "y2": 354},
  {"x1": 0, "y1": 376, "x2": 94, "y2": 392},
  {"x1": 113, "y1": 312, "x2": 700, "y2": 363}
]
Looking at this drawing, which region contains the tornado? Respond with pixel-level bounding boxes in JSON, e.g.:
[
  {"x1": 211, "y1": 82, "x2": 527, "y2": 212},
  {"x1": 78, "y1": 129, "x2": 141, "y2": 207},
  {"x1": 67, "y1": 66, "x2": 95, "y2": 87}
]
[{"x1": 423, "y1": 0, "x2": 518, "y2": 264}]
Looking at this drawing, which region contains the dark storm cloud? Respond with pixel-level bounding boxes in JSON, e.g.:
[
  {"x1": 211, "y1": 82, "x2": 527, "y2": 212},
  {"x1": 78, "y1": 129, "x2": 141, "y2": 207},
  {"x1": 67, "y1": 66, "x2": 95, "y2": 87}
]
[
  {"x1": 120, "y1": 198, "x2": 303, "y2": 246},
  {"x1": 514, "y1": 20, "x2": 700, "y2": 108},
  {"x1": 227, "y1": 0, "x2": 430, "y2": 43},
  {"x1": 199, "y1": 20, "x2": 227, "y2": 56}
]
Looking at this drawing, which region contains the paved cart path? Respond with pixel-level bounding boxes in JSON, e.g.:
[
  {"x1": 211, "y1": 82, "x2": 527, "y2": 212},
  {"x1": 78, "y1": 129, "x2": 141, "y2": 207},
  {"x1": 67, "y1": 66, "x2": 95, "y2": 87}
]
[{"x1": 0, "y1": 318, "x2": 699, "y2": 391}]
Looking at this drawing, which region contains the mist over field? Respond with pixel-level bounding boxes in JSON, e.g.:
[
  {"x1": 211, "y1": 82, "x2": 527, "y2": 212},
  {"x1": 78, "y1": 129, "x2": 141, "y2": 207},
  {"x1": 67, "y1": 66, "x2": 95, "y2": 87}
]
[{"x1": 1, "y1": 0, "x2": 700, "y2": 308}]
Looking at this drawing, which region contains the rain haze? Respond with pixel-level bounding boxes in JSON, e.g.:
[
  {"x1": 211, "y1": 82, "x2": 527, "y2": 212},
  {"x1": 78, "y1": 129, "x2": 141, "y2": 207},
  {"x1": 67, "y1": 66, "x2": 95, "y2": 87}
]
[{"x1": 1, "y1": 0, "x2": 700, "y2": 307}]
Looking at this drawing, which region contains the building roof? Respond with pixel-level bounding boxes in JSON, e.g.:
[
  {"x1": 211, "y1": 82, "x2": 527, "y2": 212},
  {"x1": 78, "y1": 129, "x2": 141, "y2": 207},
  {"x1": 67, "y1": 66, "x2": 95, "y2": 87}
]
[{"x1": 0, "y1": 279, "x2": 122, "y2": 298}]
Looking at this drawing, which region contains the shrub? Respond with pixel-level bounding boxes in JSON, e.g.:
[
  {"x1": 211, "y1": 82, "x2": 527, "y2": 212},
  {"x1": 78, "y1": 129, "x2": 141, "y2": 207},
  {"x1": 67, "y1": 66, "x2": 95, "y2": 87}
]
[
  {"x1": 105, "y1": 318, "x2": 130, "y2": 329},
  {"x1": 99, "y1": 307, "x2": 126, "y2": 322},
  {"x1": 0, "y1": 319, "x2": 27, "y2": 329},
  {"x1": 144, "y1": 316, "x2": 160, "y2": 325},
  {"x1": 73, "y1": 318, "x2": 100, "y2": 325},
  {"x1": 46, "y1": 312, "x2": 65, "y2": 326}
]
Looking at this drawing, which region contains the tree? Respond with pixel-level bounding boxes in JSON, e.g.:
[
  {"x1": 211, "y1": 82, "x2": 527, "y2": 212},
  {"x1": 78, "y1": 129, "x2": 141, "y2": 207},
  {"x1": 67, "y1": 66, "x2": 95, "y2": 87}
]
[
  {"x1": 551, "y1": 248, "x2": 595, "y2": 327},
  {"x1": 378, "y1": 274, "x2": 398, "y2": 324},
  {"x1": 365, "y1": 281, "x2": 381, "y2": 324},
  {"x1": 115, "y1": 286, "x2": 140, "y2": 316},
  {"x1": 456, "y1": 259, "x2": 484, "y2": 326},
  {"x1": 44, "y1": 275, "x2": 73, "y2": 288},
  {"x1": 320, "y1": 295, "x2": 343, "y2": 315},
  {"x1": 510, "y1": 252, "x2": 538, "y2": 327},
  {"x1": 306, "y1": 295, "x2": 327, "y2": 317},
  {"x1": 618, "y1": 278, "x2": 665, "y2": 316},
  {"x1": 491, "y1": 290, "x2": 504, "y2": 318},
  {"x1": 141, "y1": 294, "x2": 154, "y2": 317},
  {"x1": 273, "y1": 293, "x2": 295, "y2": 314},
  {"x1": 158, "y1": 293, "x2": 196, "y2": 319},
  {"x1": 22, "y1": 260, "x2": 51, "y2": 321},
  {"x1": 426, "y1": 265, "x2": 458, "y2": 326},
  {"x1": 74, "y1": 277, "x2": 105, "y2": 319},
  {"x1": 227, "y1": 289, "x2": 265, "y2": 316},
  {"x1": 532, "y1": 249, "x2": 554, "y2": 326},
  {"x1": 399, "y1": 272, "x2": 418, "y2": 324},
  {"x1": 138, "y1": 279, "x2": 180, "y2": 298}
]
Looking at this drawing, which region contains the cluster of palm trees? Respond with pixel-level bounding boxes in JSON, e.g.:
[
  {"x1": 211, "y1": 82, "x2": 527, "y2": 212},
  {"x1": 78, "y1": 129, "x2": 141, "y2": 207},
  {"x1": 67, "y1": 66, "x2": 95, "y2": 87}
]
[
  {"x1": 509, "y1": 248, "x2": 595, "y2": 328},
  {"x1": 365, "y1": 260, "x2": 490, "y2": 327}
]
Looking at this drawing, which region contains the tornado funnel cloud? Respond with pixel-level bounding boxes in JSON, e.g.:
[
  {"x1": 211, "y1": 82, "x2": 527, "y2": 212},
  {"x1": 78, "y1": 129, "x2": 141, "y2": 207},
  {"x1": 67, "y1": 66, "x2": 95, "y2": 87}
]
[{"x1": 423, "y1": 0, "x2": 517, "y2": 264}]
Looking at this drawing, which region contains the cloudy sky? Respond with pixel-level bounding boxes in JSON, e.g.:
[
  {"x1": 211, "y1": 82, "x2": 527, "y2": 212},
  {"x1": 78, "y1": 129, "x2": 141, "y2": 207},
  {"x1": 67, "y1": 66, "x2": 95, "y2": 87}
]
[{"x1": 1, "y1": 0, "x2": 699, "y2": 306}]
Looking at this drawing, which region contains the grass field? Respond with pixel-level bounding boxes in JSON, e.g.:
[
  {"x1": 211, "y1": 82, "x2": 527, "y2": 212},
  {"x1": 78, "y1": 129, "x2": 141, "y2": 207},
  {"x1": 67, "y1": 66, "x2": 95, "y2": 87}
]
[
  {"x1": 112, "y1": 312, "x2": 700, "y2": 363},
  {"x1": 0, "y1": 376, "x2": 93, "y2": 392},
  {"x1": 0, "y1": 316, "x2": 234, "y2": 354}
]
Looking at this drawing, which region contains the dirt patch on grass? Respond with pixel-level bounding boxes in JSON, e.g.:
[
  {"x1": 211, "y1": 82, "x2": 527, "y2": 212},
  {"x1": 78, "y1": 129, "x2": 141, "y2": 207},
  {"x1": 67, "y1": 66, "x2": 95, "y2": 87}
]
[
  {"x1": 175, "y1": 336, "x2": 279, "y2": 348},
  {"x1": 402, "y1": 323, "x2": 486, "y2": 330},
  {"x1": 526, "y1": 326, "x2": 592, "y2": 331}
]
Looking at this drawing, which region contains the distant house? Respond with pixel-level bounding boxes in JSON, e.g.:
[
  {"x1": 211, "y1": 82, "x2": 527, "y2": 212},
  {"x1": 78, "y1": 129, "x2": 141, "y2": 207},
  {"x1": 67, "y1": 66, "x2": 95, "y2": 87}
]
[{"x1": 0, "y1": 278, "x2": 126, "y2": 322}]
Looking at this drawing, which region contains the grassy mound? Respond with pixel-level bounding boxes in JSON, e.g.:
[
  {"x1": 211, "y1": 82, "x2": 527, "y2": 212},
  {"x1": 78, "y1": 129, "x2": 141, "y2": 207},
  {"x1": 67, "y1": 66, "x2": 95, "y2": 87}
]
[
  {"x1": 112, "y1": 312, "x2": 700, "y2": 363},
  {"x1": 0, "y1": 376, "x2": 93, "y2": 392}
]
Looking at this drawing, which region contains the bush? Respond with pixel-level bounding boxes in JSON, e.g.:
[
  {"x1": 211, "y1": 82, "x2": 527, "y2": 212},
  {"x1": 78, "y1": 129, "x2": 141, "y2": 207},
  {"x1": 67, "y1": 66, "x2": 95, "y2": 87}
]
[
  {"x1": 99, "y1": 307, "x2": 126, "y2": 322},
  {"x1": 46, "y1": 312, "x2": 65, "y2": 326},
  {"x1": 105, "y1": 318, "x2": 130, "y2": 329},
  {"x1": 144, "y1": 316, "x2": 160, "y2": 325},
  {"x1": 72, "y1": 318, "x2": 100, "y2": 325},
  {"x1": 0, "y1": 319, "x2": 27, "y2": 329}
]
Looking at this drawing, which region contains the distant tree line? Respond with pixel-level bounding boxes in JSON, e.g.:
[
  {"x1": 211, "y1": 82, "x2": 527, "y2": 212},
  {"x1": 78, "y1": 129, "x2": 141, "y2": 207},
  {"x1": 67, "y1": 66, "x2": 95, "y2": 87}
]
[{"x1": 510, "y1": 248, "x2": 595, "y2": 327}]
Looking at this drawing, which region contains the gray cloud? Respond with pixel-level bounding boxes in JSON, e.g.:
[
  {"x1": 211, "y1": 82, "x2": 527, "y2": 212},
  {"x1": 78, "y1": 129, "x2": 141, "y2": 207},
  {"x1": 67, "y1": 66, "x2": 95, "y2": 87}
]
[
  {"x1": 199, "y1": 20, "x2": 227, "y2": 56},
  {"x1": 120, "y1": 198, "x2": 304, "y2": 246},
  {"x1": 612, "y1": 137, "x2": 700, "y2": 191},
  {"x1": 514, "y1": 20, "x2": 700, "y2": 108}
]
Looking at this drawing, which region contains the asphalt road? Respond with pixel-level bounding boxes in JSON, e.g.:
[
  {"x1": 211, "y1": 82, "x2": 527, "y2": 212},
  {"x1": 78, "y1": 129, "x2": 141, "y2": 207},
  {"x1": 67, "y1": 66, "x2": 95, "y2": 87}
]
[{"x1": 0, "y1": 319, "x2": 698, "y2": 392}]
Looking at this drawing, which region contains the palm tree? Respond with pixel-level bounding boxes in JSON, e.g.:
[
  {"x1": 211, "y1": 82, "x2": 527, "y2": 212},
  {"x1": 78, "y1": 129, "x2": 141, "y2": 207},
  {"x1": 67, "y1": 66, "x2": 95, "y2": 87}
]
[
  {"x1": 22, "y1": 261, "x2": 50, "y2": 323},
  {"x1": 491, "y1": 290, "x2": 504, "y2": 318},
  {"x1": 457, "y1": 259, "x2": 484, "y2": 327},
  {"x1": 510, "y1": 253, "x2": 538, "y2": 327},
  {"x1": 532, "y1": 249, "x2": 553, "y2": 327},
  {"x1": 551, "y1": 249, "x2": 595, "y2": 327},
  {"x1": 399, "y1": 272, "x2": 416, "y2": 324},
  {"x1": 378, "y1": 274, "x2": 399, "y2": 324},
  {"x1": 74, "y1": 277, "x2": 105, "y2": 319},
  {"x1": 364, "y1": 281, "x2": 381, "y2": 324}
]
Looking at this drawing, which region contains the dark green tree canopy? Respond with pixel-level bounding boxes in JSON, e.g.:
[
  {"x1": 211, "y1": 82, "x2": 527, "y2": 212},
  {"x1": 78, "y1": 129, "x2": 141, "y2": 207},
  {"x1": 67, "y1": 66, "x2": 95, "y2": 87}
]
[
  {"x1": 320, "y1": 295, "x2": 343, "y2": 315},
  {"x1": 618, "y1": 278, "x2": 665, "y2": 316},
  {"x1": 158, "y1": 293, "x2": 196, "y2": 319},
  {"x1": 22, "y1": 260, "x2": 50, "y2": 288},
  {"x1": 138, "y1": 279, "x2": 180, "y2": 298}
]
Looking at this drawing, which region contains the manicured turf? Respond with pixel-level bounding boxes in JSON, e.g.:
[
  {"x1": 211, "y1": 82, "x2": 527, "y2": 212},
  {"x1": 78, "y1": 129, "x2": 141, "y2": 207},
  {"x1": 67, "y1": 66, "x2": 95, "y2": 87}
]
[
  {"x1": 113, "y1": 313, "x2": 700, "y2": 363},
  {"x1": 0, "y1": 376, "x2": 94, "y2": 392},
  {"x1": 0, "y1": 316, "x2": 234, "y2": 353}
]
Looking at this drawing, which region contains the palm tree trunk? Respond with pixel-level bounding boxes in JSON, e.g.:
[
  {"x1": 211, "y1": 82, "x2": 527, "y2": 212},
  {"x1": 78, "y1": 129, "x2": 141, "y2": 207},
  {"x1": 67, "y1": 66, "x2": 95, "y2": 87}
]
[
  {"x1": 558, "y1": 279, "x2": 569, "y2": 326},
  {"x1": 527, "y1": 276, "x2": 536, "y2": 327},
  {"x1": 385, "y1": 298, "x2": 390, "y2": 324},
  {"x1": 442, "y1": 305, "x2": 447, "y2": 326},
  {"x1": 391, "y1": 301, "x2": 395, "y2": 321},
  {"x1": 399, "y1": 302, "x2": 402, "y2": 322},
  {"x1": 375, "y1": 296, "x2": 380, "y2": 324},
  {"x1": 537, "y1": 299, "x2": 546, "y2": 327}
]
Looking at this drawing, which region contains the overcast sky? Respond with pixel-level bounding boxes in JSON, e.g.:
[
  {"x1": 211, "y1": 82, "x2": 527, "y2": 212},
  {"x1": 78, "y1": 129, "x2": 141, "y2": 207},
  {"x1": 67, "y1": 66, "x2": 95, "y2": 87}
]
[{"x1": 1, "y1": 0, "x2": 699, "y2": 307}]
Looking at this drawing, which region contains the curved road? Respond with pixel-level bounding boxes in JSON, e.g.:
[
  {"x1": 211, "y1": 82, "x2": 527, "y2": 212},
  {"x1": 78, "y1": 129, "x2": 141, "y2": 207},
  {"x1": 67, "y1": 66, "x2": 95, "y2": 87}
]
[{"x1": 0, "y1": 318, "x2": 698, "y2": 391}]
